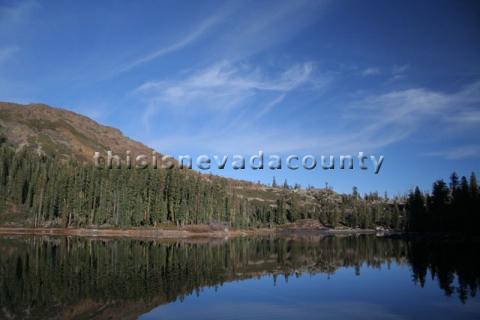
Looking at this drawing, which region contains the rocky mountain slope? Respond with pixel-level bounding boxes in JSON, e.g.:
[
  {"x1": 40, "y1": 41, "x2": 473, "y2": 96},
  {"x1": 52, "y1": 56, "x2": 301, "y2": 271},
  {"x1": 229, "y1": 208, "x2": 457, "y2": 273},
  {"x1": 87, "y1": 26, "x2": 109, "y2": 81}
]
[{"x1": 0, "y1": 102, "x2": 154, "y2": 162}]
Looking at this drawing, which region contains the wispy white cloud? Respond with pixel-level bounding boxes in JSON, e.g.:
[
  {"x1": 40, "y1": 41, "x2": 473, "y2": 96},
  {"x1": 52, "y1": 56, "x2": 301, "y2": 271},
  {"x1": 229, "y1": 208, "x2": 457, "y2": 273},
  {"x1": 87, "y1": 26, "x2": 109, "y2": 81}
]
[
  {"x1": 212, "y1": 0, "x2": 325, "y2": 60},
  {"x1": 135, "y1": 61, "x2": 319, "y2": 127},
  {"x1": 133, "y1": 60, "x2": 333, "y2": 153},
  {"x1": 352, "y1": 88, "x2": 449, "y2": 126},
  {"x1": 117, "y1": 13, "x2": 226, "y2": 74},
  {"x1": 424, "y1": 145, "x2": 480, "y2": 160},
  {"x1": 335, "y1": 80, "x2": 480, "y2": 153},
  {"x1": 252, "y1": 94, "x2": 286, "y2": 122},
  {"x1": 362, "y1": 67, "x2": 381, "y2": 76},
  {"x1": 144, "y1": 77, "x2": 480, "y2": 155},
  {"x1": 390, "y1": 64, "x2": 409, "y2": 81},
  {"x1": 114, "y1": 0, "x2": 324, "y2": 76},
  {"x1": 448, "y1": 110, "x2": 480, "y2": 125},
  {"x1": 316, "y1": 81, "x2": 479, "y2": 154},
  {"x1": 137, "y1": 61, "x2": 315, "y2": 99}
]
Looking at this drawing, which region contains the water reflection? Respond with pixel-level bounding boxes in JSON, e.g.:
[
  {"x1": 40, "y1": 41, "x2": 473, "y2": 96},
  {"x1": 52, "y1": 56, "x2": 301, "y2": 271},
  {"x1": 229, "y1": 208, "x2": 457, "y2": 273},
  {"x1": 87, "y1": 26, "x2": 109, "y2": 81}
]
[{"x1": 0, "y1": 235, "x2": 478, "y2": 319}]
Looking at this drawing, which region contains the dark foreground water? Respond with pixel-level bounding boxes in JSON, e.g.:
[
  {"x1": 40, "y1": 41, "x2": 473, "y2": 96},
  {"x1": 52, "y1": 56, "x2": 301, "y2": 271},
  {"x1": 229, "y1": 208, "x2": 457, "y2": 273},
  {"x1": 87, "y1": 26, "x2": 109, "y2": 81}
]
[{"x1": 0, "y1": 235, "x2": 479, "y2": 319}]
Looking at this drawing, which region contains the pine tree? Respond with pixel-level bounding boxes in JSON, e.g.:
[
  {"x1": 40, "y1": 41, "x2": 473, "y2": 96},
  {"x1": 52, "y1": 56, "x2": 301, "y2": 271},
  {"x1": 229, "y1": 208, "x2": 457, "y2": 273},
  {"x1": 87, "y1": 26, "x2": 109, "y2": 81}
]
[
  {"x1": 469, "y1": 172, "x2": 479, "y2": 233},
  {"x1": 407, "y1": 187, "x2": 426, "y2": 232},
  {"x1": 272, "y1": 176, "x2": 277, "y2": 188},
  {"x1": 352, "y1": 186, "x2": 359, "y2": 200},
  {"x1": 429, "y1": 180, "x2": 450, "y2": 231}
]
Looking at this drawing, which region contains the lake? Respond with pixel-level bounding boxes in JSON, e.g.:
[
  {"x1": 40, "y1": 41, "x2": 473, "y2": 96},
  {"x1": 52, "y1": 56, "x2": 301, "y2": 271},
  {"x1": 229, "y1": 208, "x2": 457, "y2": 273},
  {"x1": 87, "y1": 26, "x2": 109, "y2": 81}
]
[{"x1": 0, "y1": 235, "x2": 479, "y2": 319}]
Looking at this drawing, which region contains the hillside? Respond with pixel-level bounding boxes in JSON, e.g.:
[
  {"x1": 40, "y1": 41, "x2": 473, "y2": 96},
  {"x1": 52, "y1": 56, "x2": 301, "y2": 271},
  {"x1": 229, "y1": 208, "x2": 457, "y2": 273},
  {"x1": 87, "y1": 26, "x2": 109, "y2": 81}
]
[
  {"x1": 0, "y1": 102, "x2": 154, "y2": 162},
  {"x1": 0, "y1": 101, "x2": 404, "y2": 230}
]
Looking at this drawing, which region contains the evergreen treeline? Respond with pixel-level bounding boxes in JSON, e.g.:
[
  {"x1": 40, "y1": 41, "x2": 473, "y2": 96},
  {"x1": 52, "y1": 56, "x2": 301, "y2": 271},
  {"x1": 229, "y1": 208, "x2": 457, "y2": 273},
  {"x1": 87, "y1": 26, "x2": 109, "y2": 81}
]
[
  {"x1": 406, "y1": 172, "x2": 480, "y2": 234},
  {"x1": 0, "y1": 140, "x2": 404, "y2": 229},
  {"x1": 2, "y1": 134, "x2": 478, "y2": 233}
]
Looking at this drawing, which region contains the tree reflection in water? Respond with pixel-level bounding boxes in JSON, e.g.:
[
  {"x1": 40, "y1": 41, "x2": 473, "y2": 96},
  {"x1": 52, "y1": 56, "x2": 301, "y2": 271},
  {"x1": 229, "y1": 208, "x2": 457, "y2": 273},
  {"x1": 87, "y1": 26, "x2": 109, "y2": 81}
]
[{"x1": 0, "y1": 235, "x2": 478, "y2": 319}]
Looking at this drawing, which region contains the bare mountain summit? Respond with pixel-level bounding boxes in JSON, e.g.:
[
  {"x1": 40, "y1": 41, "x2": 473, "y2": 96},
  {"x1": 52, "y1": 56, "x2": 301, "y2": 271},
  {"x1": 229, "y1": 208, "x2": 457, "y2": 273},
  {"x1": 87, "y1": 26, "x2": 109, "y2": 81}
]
[{"x1": 0, "y1": 102, "x2": 155, "y2": 162}]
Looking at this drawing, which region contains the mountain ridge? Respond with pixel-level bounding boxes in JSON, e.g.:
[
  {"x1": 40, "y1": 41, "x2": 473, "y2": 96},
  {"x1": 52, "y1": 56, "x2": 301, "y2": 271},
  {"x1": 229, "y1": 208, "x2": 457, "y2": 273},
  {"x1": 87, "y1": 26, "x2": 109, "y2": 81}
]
[{"x1": 0, "y1": 101, "x2": 156, "y2": 162}]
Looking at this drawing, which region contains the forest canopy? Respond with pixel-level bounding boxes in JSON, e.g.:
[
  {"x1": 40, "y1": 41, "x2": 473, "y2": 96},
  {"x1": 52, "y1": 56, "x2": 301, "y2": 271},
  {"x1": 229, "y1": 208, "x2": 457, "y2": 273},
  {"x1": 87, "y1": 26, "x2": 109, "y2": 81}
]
[{"x1": 0, "y1": 138, "x2": 478, "y2": 233}]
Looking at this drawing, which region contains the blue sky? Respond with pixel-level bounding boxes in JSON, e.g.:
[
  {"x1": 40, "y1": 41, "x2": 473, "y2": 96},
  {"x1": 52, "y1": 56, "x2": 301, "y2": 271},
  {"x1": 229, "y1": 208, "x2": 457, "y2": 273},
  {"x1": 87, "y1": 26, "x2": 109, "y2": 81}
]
[{"x1": 1, "y1": 0, "x2": 479, "y2": 195}]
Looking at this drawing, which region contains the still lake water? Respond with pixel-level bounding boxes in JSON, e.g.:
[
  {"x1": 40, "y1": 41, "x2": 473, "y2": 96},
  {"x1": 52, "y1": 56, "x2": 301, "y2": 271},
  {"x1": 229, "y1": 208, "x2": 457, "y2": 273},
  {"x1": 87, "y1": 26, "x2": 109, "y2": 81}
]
[{"x1": 0, "y1": 235, "x2": 479, "y2": 319}]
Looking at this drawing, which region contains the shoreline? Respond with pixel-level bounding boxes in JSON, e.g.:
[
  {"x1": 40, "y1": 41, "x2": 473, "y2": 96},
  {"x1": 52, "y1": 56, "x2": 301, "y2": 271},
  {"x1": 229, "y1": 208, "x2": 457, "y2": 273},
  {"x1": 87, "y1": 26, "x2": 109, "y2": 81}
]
[
  {"x1": 0, "y1": 226, "x2": 268, "y2": 239},
  {"x1": 0, "y1": 225, "x2": 381, "y2": 240}
]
